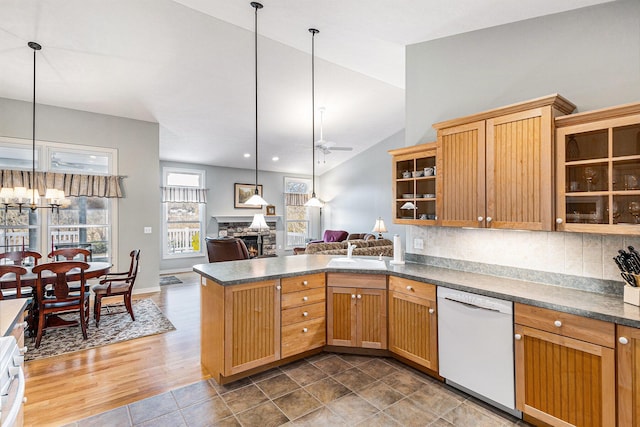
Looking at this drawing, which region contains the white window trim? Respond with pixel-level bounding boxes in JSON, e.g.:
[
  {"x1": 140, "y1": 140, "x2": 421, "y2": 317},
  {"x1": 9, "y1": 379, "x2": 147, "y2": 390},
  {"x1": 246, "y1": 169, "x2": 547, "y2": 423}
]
[{"x1": 162, "y1": 167, "x2": 206, "y2": 259}]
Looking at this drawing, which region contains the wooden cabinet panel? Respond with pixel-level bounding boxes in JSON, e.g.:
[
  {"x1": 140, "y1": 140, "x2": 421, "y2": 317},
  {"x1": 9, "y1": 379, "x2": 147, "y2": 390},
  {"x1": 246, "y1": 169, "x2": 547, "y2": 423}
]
[
  {"x1": 281, "y1": 302, "x2": 325, "y2": 326},
  {"x1": 281, "y1": 317, "x2": 326, "y2": 359},
  {"x1": 388, "y1": 290, "x2": 437, "y2": 370},
  {"x1": 357, "y1": 289, "x2": 387, "y2": 349},
  {"x1": 617, "y1": 324, "x2": 640, "y2": 427},
  {"x1": 388, "y1": 276, "x2": 436, "y2": 301},
  {"x1": 224, "y1": 280, "x2": 280, "y2": 375},
  {"x1": 327, "y1": 272, "x2": 386, "y2": 289},
  {"x1": 281, "y1": 273, "x2": 325, "y2": 293},
  {"x1": 327, "y1": 287, "x2": 356, "y2": 347},
  {"x1": 200, "y1": 277, "x2": 225, "y2": 383},
  {"x1": 281, "y1": 287, "x2": 325, "y2": 309}
]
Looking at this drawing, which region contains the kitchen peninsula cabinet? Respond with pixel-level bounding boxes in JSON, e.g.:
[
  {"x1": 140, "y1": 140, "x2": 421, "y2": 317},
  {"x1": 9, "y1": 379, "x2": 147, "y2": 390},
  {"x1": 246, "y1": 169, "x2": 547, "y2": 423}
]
[
  {"x1": 388, "y1": 277, "x2": 437, "y2": 371},
  {"x1": 514, "y1": 303, "x2": 615, "y2": 426},
  {"x1": 280, "y1": 273, "x2": 326, "y2": 358},
  {"x1": 433, "y1": 95, "x2": 576, "y2": 231},
  {"x1": 200, "y1": 277, "x2": 280, "y2": 383},
  {"x1": 389, "y1": 142, "x2": 437, "y2": 225},
  {"x1": 616, "y1": 324, "x2": 640, "y2": 426},
  {"x1": 327, "y1": 273, "x2": 387, "y2": 349},
  {"x1": 555, "y1": 103, "x2": 640, "y2": 234}
]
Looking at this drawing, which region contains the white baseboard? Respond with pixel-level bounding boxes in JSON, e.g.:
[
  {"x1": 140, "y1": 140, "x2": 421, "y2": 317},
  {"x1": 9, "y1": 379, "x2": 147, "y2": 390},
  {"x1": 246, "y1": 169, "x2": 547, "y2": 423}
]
[{"x1": 159, "y1": 268, "x2": 194, "y2": 275}]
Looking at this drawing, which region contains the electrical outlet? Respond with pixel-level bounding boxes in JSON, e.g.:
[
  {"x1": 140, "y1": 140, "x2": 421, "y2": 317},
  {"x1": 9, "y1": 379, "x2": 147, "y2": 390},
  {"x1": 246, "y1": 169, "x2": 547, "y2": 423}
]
[
  {"x1": 144, "y1": 226, "x2": 152, "y2": 234},
  {"x1": 414, "y1": 238, "x2": 424, "y2": 250}
]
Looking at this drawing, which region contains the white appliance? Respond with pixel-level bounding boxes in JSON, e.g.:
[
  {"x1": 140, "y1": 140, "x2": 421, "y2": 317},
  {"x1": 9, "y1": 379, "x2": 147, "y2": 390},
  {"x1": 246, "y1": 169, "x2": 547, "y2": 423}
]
[
  {"x1": 0, "y1": 336, "x2": 25, "y2": 427},
  {"x1": 437, "y1": 287, "x2": 520, "y2": 417}
]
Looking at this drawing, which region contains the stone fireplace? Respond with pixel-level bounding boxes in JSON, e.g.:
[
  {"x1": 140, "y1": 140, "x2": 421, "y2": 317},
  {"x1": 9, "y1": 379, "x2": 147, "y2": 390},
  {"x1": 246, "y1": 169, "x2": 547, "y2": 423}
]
[{"x1": 213, "y1": 216, "x2": 278, "y2": 257}]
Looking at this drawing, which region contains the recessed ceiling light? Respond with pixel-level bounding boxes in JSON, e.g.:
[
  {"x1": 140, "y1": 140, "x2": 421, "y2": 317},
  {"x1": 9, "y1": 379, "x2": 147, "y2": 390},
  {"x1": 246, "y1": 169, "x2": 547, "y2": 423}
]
[
  {"x1": 272, "y1": 156, "x2": 279, "y2": 161},
  {"x1": 243, "y1": 153, "x2": 251, "y2": 158}
]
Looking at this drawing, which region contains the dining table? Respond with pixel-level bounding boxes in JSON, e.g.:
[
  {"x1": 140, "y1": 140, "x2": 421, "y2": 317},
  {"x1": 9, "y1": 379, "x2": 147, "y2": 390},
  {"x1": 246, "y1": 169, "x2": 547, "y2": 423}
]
[{"x1": 0, "y1": 261, "x2": 112, "y2": 336}]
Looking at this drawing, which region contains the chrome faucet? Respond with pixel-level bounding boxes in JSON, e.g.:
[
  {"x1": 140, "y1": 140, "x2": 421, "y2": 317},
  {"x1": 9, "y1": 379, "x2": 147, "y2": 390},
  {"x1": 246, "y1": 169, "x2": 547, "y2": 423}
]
[{"x1": 347, "y1": 242, "x2": 356, "y2": 259}]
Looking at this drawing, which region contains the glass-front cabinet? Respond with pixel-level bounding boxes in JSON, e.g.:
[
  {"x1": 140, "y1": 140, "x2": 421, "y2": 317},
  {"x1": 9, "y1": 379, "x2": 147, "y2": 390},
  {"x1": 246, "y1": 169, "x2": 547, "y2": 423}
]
[
  {"x1": 389, "y1": 142, "x2": 437, "y2": 225},
  {"x1": 556, "y1": 104, "x2": 640, "y2": 233}
]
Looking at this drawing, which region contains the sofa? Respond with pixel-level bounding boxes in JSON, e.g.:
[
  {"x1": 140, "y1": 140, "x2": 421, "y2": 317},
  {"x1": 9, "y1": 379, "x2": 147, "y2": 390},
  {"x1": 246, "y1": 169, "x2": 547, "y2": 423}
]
[{"x1": 303, "y1": 238, "x2": 393, "y2": 257}]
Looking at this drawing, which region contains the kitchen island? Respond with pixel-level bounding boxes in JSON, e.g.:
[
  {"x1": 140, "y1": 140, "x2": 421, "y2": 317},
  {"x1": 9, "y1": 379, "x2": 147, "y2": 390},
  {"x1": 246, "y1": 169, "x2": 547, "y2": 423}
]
[{"x1": 195, "y1": 254, "x2": 640, "y2": 426}]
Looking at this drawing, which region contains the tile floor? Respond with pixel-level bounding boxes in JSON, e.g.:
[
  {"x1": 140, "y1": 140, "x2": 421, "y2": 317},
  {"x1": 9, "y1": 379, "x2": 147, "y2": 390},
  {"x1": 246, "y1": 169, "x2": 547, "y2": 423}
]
[{"x1": 64, "y1": 352, "x2": 529, "y2": 427}]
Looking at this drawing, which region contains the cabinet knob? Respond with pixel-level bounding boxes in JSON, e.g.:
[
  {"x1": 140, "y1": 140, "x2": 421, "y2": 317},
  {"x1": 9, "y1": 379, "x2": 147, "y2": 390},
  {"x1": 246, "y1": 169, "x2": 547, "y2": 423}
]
[
  {"x1": 351, "y1": 294, "x2": 356, "y2": 299},
  {"x1": 406, "y1": 285, "x2": 413, "y2": 291},
  {"x1": 13, "y1": 321, "x2": 27, "y2": 330},
  {"x1": 303, "y1": 311, "x2": 308, "y2": 317},
  {"x1": 357, "y1": 294, "x2": 362, "y2": 299},
  {"x1": 302, "y1": 280, "x2": 308, "y2": 286},
  {"x1": 556, "y1": 218, "x2": 564, "y2": 224},
  {"x1": 619, "y1": 336, "x2": 629, "y2": 345},
  {"x1": 428, "y1": 308, "x2": 435, "y2": 314},
  {"x1": 276, "y1": 285, "x2": 281, "y2": 290},
  {"x1": 486, "y1": 217, "x2": 492, "y2": 223},
  {"x1": 515, "y1": 334, "x2": 522, "y2": 340},
  {"x1": 302, "y1": 296, "x2": 308, "y2": 302},
  {"x1": 19, "y1": 346, "x2": 27, "y2": 354},
  {"x1": 302, "y1": 328, "x2": 308, "y2": 333},
  {"x1": 554, "y1": 320, "x2": 562, "y2": 327},
  {"x1": 477, "y1": 216, "x2": 484, "y2": 222}
]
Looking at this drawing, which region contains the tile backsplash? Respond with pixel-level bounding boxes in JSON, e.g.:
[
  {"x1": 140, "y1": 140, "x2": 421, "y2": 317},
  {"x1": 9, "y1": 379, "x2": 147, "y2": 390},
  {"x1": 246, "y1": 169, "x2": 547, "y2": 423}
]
[{"x1": 406, "y1": 226, "x2": 640, "y2": 282}]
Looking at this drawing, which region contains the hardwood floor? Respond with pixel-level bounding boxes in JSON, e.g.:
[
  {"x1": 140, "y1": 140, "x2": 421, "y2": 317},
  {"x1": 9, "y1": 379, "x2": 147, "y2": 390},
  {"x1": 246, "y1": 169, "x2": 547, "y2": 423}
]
[{"x1": 23, "y1": 272, "x2": 209, "y2": 427}]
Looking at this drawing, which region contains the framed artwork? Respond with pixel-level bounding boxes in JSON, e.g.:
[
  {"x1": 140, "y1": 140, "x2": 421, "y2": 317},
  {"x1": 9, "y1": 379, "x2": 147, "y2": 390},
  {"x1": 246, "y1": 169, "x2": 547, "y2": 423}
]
[
  {"x1": 266, "y1": 205, "x2": 276, "y2": 215},
  {"x1": 234, "y1": 183, "x2": 263, "y2": 209}
]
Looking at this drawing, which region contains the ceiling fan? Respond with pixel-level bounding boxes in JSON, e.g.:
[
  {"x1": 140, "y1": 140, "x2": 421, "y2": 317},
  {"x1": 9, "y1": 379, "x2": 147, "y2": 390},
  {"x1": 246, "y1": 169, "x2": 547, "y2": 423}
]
[{"x1": 315, "y1": 107, "x2": 353, "y2": 157}]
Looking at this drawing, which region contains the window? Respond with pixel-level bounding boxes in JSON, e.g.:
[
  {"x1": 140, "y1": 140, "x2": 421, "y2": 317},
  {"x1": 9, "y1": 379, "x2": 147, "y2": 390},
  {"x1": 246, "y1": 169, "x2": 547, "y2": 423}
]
[
  {"x1": 0, "y1": 138, "x2": 117, "y2": 263},
  {"x1": 162, "y1": 168, "x2": 206, "y2": 258},
  {"x1": 284, "y1": 177, "x2": 311, "y2": 249}
]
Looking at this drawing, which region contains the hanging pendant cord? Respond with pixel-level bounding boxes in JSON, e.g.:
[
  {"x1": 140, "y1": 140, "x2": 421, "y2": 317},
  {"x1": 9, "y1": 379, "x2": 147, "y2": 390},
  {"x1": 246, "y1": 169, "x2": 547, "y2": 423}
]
[
  {"x1": 310, "y1": 28, "x2": 319, "y2": 198},
  {"x1": 29, "y1": 41, "x2": 42, "y2": 207},
  {"x1": 252, "y1": 2, "x2": 262, "y2": 195}
]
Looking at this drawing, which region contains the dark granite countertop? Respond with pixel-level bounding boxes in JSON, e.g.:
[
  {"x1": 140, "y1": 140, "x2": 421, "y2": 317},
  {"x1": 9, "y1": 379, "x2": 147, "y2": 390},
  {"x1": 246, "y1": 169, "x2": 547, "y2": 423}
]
[{"x1": 193, "y1": 254, "x2": 640, "y2": 329}]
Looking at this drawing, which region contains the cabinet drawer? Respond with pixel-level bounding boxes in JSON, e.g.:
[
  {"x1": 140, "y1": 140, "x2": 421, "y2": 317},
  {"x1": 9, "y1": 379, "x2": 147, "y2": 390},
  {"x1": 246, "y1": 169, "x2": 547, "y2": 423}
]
[
  {"x1": 327, "y1": 273, "x2": 386, "y2": 289},
  {"x1": 281, "y1": 317, "x2": 326, "y2": 359},
  {"x1": 389, "y1": 276, "x2": 435, "y2": 301},
  {"x1": 281, "y1": 273, "x2": 325, "y2": 294},
  {"x1": 515, "y1": 303, "x2": 614, "y2": 348},
  {"x1": 281, "y1": 287, "x2": 326, "y2": 309},
  {"x1": 282, "y1": 302, "x2": 325, "y2": 326}
]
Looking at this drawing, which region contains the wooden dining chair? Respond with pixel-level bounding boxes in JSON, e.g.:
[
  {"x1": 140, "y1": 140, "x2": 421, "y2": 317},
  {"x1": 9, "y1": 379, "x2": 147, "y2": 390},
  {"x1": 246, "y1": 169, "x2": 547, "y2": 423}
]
[
  {"x1": 0, "y1": 250, "x2": 42, "y2": 266},
  {"x1": 0, "y1": 265, "x2": 29, "y2": 300},
  {"x1": 92, "y1": 249, "x2": 140, "y2": 327},
  {"x1": 48, "y1": 248, "x2": 92, "y2": 262},
  {"x1": 32, "y1": 261, "x2": 90, "y2": 348}
]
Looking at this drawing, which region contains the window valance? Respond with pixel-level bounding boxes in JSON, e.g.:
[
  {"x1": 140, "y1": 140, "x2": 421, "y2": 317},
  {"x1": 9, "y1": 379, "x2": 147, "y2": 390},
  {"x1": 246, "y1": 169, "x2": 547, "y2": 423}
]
[
  {"x1": 162, "y1": 186, "x2": 208, "y2": 203},
  {"x1": 0, "y1": 170, "x2": 125, "y2": 198},
  {"x1": 285, "y1": 193, "x2": 309, "y2": 206}
]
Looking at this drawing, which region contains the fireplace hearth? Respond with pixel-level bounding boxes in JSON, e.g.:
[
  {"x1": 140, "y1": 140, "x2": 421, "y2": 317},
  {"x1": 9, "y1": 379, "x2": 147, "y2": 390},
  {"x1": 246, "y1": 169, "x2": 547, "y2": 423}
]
[{"x1": 214, "y1": 218, "x2": 277, "y2": 256}]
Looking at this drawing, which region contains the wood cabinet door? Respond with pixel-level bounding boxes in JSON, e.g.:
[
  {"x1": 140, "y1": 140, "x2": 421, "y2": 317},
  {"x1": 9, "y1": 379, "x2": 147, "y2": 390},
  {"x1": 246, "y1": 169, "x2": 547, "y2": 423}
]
[
  {"x1": 327, "y1": 286, "x2": 357, "y2": 347},
  {"x1": 200, "y1": 277, "x2": 225, "y2": 383},
  {"x1": 224, "y1": 280, "x2": 281, "y2": 375},
  {"x1": 486, "y1": 107, "x2": 553, "y2": 231},
  {"x1": 515, "y1": 324, "x2": 615, "y2": 426},
  {"x1": 617, "y1": 325, "x2": 640, "y2": 427},
  {"x1": 356, "y1": 288, "x2": 387, "y2": 349},
  {"x1": 388, "y1": 290, "x2": 437, "y2": 370},
  {"x1": 437, "y1": 120, "x2": 486, "y2": 227}
]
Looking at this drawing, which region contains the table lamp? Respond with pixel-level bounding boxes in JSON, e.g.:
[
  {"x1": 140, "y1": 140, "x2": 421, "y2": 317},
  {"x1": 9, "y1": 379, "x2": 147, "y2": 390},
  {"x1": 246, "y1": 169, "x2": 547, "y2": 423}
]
[{"x1": 372, "y1": 217, "x2": 388, "y2": 239}]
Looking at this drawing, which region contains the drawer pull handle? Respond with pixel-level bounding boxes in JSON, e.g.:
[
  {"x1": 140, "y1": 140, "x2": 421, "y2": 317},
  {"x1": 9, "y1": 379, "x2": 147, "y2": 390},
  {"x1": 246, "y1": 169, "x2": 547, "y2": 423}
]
[
  {"x1": 556, "y1": 218, "x2": 563, "y2": 224},
  {"x1": 514, "y1": 334, "x2": 522, "y2": 340},
  {"x1": 428, "y1": 308, "x2": 435, "y2": 314},
  {"x1": 302, "y1": 328, "x2": 308, "y2": 333},
  {"x1": 302, "y1": 280, "x2": 308, "y2": 286},
  {"x1": 357, "y1": 294, "x2": 362, "y2": 299},
  {"x1": 303, "y1": 311, "x2": 308, "y2": 317},
  {"x1": 302, "y1": 296, "x2": 308, "y2": 302},
  {"x1": 619, "y1": 337, "x2": 629, "y2": 345},
  {"x1": 406, "y1": 286, "x2": 413, "y2": 291},
  {"x1": 19, "y1": 346, "x2": 27, "y2": 354},
  {"x1": 486, "y1": 216, "x2": 492, "y2": 223},
  {"x1": 13, "y1": 321, "x2": 27, "y2": 330},
  {"x1": 352, "y1": 294, "x2": 356, "y2": 299},
  {"x1": 276, "y1": 285, "x2": 281, "y2": 290},
  {"x1": 554, "y1": 320, "x2": 562, "y2": 327},
  {"x1": 477, "y1": 216, "x2": 484, "y2": 222}
]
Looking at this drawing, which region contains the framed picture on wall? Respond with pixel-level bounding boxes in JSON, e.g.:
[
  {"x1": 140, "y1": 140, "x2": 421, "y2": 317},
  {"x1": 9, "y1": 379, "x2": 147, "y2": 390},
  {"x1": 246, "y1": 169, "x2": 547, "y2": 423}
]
[
  {"x1": 266, "y1": 205, "x2": 276, "y2": 215},
  {"x1": 234, "y1": 183, "x2": 263, "y2": 209}
]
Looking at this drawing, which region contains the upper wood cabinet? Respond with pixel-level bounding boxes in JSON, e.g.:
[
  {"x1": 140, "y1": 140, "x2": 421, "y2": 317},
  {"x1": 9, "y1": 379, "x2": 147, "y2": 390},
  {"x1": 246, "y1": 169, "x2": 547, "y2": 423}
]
[
  {"x1": 433, "y1": 94, "x2": 576, "y2": 231},
  {"x1": 555, "y1": 103, "x2": 640, "y2": 234},
  {"x1": 389, "y1": 143, "x2": 438, "y2": 225}
]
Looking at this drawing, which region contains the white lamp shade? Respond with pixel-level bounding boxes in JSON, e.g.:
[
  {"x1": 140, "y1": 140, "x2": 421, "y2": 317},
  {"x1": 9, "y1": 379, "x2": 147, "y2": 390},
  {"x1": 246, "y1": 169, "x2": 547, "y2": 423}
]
[
  {"x1": 372, "y1": 218, "x2": 388, "y2": 234},
  {"x1": 249, "y1": 213, "x2": 269, "y2": 230},
  {"x1": 13, "y1": 187, "x2": 27, "y2": 199},
  {"x1": 0, "y1": 188, "x2": 15, "y2": 200},
  {"x1": 245, "y1": 193, "x2": 269, "y2": 206},
  {"x1": 304, "y1": 196, "x2": 323, "y2": 208}
]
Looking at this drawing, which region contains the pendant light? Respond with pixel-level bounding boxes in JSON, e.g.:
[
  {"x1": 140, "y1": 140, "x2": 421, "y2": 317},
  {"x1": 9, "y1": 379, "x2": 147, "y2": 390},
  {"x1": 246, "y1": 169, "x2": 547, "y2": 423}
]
[
  {"x1": 244, "y1": 1, "x2": 269, "y2": 207},
  {"x1": 304, "y1": 28, "x2": 323, "y2": 208},
  {"x1": 0, "y1": 41, "x2": 67, "y2": 214}
]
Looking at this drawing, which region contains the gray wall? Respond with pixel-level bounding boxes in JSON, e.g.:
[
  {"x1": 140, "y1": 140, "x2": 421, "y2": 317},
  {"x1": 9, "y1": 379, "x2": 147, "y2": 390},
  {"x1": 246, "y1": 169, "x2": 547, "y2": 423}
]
[
  {"x1": 320, "y1": 130, "x2": 405, "y2": 242},
  {"x1": 0, "y1": 97, "x2": 160, "y2": 292},
  {"x1": 159, "y1": 160, "x2": 315, "y2": 272},
  {"x1": 404, "y1": 0, "x2": 640, "y2": 281}
]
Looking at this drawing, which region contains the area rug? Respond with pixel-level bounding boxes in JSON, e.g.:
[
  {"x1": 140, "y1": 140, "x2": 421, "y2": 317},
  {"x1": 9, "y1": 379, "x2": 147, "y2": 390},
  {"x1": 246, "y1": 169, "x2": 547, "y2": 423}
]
[
  {"x1": 160, "y1": 275, "x2": 183, "y2": 285},
  {"x1": 25, "y1": 299, "x2": 176, "y2": 362}
]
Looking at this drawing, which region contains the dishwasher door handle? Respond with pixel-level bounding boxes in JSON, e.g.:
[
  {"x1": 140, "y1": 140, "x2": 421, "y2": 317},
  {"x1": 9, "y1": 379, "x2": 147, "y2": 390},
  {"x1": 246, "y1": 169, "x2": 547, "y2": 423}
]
[{"x1": 444, "y1": 297, "x2": 501, "y2": 313}]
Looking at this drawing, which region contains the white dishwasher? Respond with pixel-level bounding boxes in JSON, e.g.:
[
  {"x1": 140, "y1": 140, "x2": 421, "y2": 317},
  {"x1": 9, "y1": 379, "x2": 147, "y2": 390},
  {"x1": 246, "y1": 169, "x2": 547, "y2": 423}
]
[{"x1": 437, "y1": 287, "x2": 520, "y2": 417}]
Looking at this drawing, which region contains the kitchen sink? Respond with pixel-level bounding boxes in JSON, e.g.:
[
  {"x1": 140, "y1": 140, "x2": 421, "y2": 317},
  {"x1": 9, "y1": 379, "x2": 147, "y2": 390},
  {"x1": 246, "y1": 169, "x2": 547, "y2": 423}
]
[{"x1": 326, "y1": 258, "x2": 387, "y2": 270}]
